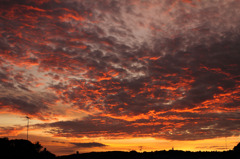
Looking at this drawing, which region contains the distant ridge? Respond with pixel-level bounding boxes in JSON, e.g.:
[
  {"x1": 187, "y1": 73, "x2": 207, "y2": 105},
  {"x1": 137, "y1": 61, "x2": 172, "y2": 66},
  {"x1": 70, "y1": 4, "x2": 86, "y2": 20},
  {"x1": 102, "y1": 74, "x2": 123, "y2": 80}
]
[{"x1": 57, "y1": 149, "x2": 240, "y2": 159}]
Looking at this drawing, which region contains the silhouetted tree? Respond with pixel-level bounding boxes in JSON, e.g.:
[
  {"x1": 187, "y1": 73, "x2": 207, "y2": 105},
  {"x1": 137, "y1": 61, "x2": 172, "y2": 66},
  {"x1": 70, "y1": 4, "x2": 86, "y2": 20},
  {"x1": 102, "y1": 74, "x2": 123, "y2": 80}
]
[
  {"x1": 0, "y1": 137, "x2": 10, "y2": 155},
  {"x1": 35, "y1": 141, "x2": 43, "y2": 152},
  {"x1": 9, "y1": 139, "x2": 39, "y2": 159},
  {"x1": 0, "y1": 138, "x2": 55, "y2": 159}
]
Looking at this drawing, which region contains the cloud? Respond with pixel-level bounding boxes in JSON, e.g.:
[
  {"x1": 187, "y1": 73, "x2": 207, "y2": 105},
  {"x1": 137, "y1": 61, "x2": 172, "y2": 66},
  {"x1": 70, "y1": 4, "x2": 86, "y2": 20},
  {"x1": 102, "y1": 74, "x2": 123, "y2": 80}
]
[
  {"x1": 71, "y1": 142, "x2": 107, "y2": 148},
  {"x1": 0, "y1": 88, "x2": 58, "y2": 120},
  {"x1": 51, "y1": 140, "x2": 66, "y2": 144},
  {"x1": 0, "y1": 0, "x2": 240, "y2": 140},
  {"x1": 37, "y1": 112, "x2": 240, "y2": 140},
  {"x1": 195, "y1": 146, "x2": 227, "y2": 150},
  {"x1": 0, "y1": 126, "x2": 24, "y2": 137}
]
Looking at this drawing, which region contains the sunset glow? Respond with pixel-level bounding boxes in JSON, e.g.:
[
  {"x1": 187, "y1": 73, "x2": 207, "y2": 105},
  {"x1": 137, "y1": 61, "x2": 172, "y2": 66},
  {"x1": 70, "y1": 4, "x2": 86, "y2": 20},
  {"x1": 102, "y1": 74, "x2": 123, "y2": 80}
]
[{"x1": 0, "y1": 0, "x2": 240, "y2": 155}]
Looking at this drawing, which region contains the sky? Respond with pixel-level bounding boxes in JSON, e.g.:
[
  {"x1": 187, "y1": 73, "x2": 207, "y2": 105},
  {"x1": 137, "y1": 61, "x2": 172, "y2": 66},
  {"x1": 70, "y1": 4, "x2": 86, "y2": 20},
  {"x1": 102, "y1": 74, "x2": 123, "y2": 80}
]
[{"x1": 0, "y1": 0, "x2": 240, "y2": 155}]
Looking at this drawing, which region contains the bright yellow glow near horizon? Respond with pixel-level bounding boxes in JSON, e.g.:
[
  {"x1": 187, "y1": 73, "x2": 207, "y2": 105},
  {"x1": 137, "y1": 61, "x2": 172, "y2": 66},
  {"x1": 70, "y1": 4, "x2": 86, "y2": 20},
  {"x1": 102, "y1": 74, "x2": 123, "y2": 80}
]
[{"x1": 5, "y1": 132, "x2": 240, "y2": 155}]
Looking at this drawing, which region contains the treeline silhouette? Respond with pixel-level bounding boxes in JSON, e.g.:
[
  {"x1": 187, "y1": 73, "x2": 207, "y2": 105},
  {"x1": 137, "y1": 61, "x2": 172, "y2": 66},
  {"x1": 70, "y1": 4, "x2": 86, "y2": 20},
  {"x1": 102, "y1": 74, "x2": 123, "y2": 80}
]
[
  {"x1": 59, "y1": 145, "x2": 240, "y2": 159},
  {"x1": 0, "y1": 138, "x2": 239, "y2": 159},
  {"x1": 0, "y1": 137, "x2": 55, "y2": 159}
]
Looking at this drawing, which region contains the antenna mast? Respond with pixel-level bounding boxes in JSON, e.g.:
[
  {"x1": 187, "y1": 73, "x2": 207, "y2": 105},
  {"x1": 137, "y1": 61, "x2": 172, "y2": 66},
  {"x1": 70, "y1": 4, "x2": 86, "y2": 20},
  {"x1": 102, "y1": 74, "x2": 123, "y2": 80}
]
[{"x1": 26, "y1": 116, "x2": 30, "y2": 140}]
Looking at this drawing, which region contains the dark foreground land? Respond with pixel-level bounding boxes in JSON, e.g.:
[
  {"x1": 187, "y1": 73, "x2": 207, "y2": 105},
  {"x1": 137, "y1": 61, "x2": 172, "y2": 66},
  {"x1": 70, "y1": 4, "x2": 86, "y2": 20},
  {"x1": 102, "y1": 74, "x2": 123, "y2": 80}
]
[
  {"x1": 59, "y1": 150, "x2": 240, "y2": 159},
  {"x1": 0, "y1": 138, "x2": 240, "y2": 159}
]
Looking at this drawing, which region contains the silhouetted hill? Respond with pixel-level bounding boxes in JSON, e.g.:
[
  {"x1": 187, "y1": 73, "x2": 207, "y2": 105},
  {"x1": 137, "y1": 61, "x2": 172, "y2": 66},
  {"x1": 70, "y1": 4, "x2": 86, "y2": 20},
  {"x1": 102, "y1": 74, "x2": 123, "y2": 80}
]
[
  {"x1": 0, "y1": 138, "x2": 55, "y2": 159},
  {"x1": 233, "y1": 142, "x2": 240, "y2": 152}
]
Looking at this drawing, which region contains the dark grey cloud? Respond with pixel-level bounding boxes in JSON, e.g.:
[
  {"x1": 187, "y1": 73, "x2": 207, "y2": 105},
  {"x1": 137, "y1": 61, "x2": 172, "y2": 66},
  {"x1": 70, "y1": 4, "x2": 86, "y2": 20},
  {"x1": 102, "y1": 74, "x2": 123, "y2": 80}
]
[
  {"x1": 37, "y1": 111, "x2": 240, "y2": 140},
  {"x1": 51, "y1": 140, "x2": 66, "y2": 144},
  {"x1": 0, "y1": 91, "x2": 58, "y2": 120},
  {"x1": 71, "y1": 142, "x2": 107, "y2": 148},
  {"x1": 195, "y1": 146, "x2": 227, "y2": 150},
  {"x1": 0, "y1": 97, "x2": 47, "y2": 114}
]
